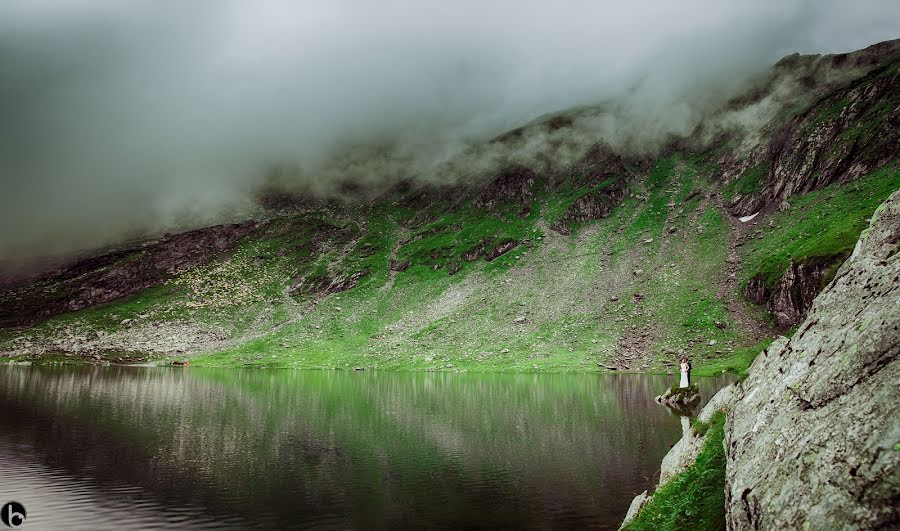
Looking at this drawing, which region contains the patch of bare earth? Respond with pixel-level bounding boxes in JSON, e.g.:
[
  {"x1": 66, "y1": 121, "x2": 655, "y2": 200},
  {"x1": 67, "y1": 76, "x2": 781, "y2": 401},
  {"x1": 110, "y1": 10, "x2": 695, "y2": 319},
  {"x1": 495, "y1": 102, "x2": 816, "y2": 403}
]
[{"x1": 607, "y1": 327, "x2": 657, "y2": 370}]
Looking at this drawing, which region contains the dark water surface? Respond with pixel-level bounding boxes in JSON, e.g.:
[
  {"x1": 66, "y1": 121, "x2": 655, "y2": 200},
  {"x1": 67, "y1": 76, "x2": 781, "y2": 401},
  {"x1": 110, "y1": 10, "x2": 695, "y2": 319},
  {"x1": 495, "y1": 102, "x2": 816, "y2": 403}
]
[{"x1": 0, "y1": 365, "x2": 732, "y2": 529}]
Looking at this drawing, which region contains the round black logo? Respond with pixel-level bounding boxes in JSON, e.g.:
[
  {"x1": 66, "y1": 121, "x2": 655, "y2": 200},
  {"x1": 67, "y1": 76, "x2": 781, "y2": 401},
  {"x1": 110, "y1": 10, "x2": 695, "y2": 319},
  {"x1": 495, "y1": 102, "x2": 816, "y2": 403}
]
[{"x1": 0, "y1": 501, "x2": 26, "y2": 528}]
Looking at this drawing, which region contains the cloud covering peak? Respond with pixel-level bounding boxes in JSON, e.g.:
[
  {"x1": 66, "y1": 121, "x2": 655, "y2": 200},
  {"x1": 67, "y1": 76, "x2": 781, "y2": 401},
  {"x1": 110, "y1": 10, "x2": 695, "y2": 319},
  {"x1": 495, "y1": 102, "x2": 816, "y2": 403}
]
[{"x1": 1, "y1": 0, "x2": 898, "y2": 260}]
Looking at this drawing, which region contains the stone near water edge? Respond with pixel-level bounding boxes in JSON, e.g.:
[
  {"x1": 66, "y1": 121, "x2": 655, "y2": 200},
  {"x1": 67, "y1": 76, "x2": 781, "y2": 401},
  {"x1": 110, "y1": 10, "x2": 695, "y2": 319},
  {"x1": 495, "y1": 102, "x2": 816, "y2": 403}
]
[
  {"x1": 619, "y1": 491, "x2": 649, "y2": 530},
  {"x1": 654, "y1": 384, "x2": 701, "y2": 408}
]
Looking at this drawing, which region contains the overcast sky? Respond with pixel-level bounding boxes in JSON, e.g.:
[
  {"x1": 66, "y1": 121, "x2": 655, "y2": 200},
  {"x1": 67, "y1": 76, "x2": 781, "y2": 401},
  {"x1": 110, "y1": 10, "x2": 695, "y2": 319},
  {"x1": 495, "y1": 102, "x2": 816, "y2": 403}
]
[{"x1": 1, "y1": 0, "x2": 898, "y2": 261}]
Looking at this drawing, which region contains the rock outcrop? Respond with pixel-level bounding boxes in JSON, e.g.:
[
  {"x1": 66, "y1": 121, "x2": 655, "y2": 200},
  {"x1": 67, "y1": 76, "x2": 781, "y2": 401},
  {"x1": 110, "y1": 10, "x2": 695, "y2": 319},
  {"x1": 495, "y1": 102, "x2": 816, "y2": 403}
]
[
  {"x1": 0, "y1": 222, "x2": 257, "y2": 326},
  {"x1": 767, "y1": 258, "x2": 835, "y2": 328},
  {"x1": 474, "y1": 165, "x2": 538, "y2": 217},
  {"x1": 725, "y1": 190, "x2": 900, "y2": 529},
  {"x1": 726, "y1": 40, "x2": 900, "y2": 217},
  {"x1": 746, "y1": 257, "x2": 844, "y2": 329},
  {"x1": 291, "y1": 268, "x2": 371, "y2": 297},
  {"x1": 552, "y1": 145, "x2": 632, "y2": 235},
  {"x1": 552, "y1": 177, "x2": 627, "y2": 235},
  {"x1": 654, "y1": 384, "x2": 701, "y2": 410}
]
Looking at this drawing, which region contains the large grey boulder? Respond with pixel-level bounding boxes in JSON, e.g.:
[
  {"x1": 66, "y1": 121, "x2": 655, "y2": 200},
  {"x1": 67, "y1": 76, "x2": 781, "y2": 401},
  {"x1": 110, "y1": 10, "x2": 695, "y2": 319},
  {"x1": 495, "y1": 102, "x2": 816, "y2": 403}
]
[{"x1": 725, "y1": 190, "x2": 900, "y2": 530}]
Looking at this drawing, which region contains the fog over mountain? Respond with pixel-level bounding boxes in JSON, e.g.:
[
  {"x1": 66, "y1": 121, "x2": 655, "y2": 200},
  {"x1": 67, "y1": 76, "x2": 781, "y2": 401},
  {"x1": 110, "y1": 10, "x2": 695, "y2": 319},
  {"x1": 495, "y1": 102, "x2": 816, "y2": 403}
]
[{"x1": 1, "y1": 0, "x2": 898, "y2": 261}]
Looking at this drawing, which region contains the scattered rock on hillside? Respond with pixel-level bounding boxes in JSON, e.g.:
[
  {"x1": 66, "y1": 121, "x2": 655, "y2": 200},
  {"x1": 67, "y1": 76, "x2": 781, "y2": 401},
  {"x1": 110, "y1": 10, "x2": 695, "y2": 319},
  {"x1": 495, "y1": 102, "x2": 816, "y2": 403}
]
[{"x1": 0, "y1": 221, "x2": 257, "y2": 326}]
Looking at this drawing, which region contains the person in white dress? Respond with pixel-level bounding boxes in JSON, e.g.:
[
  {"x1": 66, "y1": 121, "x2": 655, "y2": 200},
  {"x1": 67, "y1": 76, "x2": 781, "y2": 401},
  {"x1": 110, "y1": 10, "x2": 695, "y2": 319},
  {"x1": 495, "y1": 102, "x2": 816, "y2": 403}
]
[{"x1": 679, "y1": 357, "x2": 692, "y2": 388}]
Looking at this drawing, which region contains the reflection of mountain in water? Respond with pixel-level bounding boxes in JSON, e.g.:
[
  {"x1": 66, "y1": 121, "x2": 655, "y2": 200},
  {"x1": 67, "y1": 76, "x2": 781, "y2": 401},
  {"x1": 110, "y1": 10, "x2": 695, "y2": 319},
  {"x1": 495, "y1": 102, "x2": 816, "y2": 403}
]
[{"x1": 0, "y1": 366, "x2": 732, "y2": 528}]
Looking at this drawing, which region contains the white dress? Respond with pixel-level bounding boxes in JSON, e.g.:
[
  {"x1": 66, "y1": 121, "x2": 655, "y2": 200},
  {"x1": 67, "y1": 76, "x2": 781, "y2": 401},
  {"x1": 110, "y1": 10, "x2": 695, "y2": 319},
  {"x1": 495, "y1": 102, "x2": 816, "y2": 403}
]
[{"x1": 679, "y1": 363, "x2": 689, "y2": 388}]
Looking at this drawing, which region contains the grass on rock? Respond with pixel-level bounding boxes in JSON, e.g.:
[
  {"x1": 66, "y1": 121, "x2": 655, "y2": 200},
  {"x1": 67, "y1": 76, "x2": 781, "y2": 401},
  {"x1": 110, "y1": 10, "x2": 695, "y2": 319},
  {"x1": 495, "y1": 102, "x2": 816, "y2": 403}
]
[{"x1": 622, "y1": 410, "x2": 728, "y2": 531}]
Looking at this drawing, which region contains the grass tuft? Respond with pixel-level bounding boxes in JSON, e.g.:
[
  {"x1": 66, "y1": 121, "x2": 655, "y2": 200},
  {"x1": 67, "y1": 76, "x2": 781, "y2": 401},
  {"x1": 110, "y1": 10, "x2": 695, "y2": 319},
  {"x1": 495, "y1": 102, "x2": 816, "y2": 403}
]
[{"x1": 623, "y1": 410, "x2": 728, "y2": 531}]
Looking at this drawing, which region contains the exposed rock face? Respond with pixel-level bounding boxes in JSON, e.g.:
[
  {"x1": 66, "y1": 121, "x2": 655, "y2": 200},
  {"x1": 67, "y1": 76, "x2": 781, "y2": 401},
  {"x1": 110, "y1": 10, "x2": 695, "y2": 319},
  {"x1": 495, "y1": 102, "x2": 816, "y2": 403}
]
[
  {"x1": 620, "y1": 491, "x2": 649, "y2": 529},
  {"x1": 484, "y1": 239, "x2": 519, "y2": 261},
  {"x1": 552, "y1": 178, "x2": 627, "y2": 235},
  {"x1": 388, "y1": 259, "x2": 411, "y2": 272},
  {"x1": 745, "y1": 256, "x2": 845, "y2": 329},
  {"x1": 461, "y1": 238, "x2": 520, "y2": 262},
  {"x1": 744, "y1": 274, "x2": 768, "y2": 305},
  {"x1": 725, "y1": 40, "x2": 900, "y2": 217},
  {"x1": 475, "y1": 165, "x2": 538, "y2": 217},
  {"x1": 0, "y1": 222, "x2": 257, "y2": 326},
  {"x1": 766, "y1": 258, "x2": 833, "y2": 328},
  {"x1": 725, "y1": 190, "x2": 900, "y2": 530},
  {"x1": 290, "y1": 268, "x2": 371, "y2": 297},
  {"x1": 766, "y1": 71, "x2": 899, "y2": 204},
  {"x1": 552, "y1": 145, "x2": 632, "y2": 234}
]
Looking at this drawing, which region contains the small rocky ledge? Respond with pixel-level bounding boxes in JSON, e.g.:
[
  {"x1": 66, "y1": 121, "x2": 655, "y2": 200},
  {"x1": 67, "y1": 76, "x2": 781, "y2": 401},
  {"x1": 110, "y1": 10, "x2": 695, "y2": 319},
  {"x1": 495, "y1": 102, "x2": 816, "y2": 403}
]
[{"x1": 654, "y1": 384, "x2": 701, "y2": 410}]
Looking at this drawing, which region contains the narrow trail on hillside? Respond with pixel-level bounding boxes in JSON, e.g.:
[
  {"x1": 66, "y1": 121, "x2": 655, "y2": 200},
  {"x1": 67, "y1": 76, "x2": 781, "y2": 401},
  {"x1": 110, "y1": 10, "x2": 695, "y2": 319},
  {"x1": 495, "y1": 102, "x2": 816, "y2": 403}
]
[{"x1": 714, "y1": 195, "x2": 774, "y2": 342}]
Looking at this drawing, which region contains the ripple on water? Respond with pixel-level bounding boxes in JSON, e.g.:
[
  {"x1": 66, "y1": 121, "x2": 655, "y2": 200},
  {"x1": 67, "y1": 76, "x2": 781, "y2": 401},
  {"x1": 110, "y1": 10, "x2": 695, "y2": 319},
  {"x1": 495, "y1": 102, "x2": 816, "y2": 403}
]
[{"x1": 0, "y1": 442, "x2": 245, "y2": 529}]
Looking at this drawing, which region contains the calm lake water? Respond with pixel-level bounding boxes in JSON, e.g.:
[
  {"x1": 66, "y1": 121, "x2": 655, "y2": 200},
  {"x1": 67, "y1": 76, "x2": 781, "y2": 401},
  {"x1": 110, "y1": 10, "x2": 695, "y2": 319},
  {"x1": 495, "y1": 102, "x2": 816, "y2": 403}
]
[{"x1": 0, "y1": 365, "x2": 732, "y2": 529}]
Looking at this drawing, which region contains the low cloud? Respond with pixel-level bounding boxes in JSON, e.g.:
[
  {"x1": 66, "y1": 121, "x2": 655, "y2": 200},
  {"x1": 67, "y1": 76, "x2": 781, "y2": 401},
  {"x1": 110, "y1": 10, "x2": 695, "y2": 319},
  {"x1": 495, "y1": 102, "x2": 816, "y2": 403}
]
[{"x1": 1, "y1": 0, "x2": 898, "y2": 261}]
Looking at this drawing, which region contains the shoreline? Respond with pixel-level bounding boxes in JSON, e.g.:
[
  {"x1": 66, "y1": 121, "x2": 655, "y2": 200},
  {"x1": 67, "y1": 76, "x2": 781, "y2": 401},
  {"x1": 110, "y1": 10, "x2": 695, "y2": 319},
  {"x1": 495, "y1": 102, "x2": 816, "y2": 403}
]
[{"x1": 3, "y1": 352, "x2": 748, "y2": 377}]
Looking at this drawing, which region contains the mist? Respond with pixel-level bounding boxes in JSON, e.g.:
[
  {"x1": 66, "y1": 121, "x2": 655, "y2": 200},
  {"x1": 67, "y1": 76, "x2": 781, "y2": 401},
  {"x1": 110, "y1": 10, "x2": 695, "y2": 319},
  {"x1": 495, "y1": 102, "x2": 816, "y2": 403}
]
[{"x1": 1, "y1": 0, "x2": 898, "y2": 262}]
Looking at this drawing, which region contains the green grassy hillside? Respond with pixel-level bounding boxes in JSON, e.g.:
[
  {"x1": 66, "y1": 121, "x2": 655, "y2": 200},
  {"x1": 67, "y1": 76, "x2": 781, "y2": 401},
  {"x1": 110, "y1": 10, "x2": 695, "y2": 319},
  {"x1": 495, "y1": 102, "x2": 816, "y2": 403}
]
[
  {"x1": 2, "y1": 43, "x2": 899, "y2": 374},
  {"x1": 5, "y1": 155, "x2": 895, "y2": 374}
]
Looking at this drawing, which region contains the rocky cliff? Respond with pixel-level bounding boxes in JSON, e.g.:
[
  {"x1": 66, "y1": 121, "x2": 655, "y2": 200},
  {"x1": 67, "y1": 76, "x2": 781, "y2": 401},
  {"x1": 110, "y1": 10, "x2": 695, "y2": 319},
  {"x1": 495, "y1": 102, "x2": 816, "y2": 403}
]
[
  {"x1": 725, "y1": 189, "x2": 899, "y2": 529},
  {"x1": 622, "y1": 190, "x2": 899, "y2": 530}
]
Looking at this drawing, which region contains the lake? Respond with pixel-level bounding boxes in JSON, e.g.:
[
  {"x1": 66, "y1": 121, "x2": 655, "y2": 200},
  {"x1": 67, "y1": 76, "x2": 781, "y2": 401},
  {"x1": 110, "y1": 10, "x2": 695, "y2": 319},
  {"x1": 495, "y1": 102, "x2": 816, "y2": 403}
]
[{"x1": 0, "y1": 365, "x2": 732, "y2": 529}]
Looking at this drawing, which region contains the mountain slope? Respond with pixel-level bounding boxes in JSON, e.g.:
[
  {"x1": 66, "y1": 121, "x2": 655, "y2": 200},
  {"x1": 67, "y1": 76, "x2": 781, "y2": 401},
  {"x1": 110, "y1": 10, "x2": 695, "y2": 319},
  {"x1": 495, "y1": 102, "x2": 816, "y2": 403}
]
[
  {"x1": 1, "y1": 40, "x2": 898, "y2": 373},
  {"x1": 620, "y1": 188, "x2": 900, "y2": 530}
]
